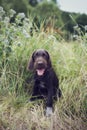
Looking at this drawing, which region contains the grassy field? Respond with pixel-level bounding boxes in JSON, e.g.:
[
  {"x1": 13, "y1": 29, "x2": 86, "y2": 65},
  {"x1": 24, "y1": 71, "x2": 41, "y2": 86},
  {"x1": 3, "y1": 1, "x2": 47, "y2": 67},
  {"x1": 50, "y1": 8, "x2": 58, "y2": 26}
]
[{"x1": 0, "y1": 8, "x2": 87, "y2": 130}]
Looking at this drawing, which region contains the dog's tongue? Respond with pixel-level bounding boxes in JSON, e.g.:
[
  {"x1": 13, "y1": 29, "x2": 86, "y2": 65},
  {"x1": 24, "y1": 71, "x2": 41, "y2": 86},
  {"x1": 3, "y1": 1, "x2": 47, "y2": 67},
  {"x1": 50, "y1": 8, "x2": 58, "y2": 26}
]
[{"x1": 36, "y1": 69, "x2": 45, "y2": 76}]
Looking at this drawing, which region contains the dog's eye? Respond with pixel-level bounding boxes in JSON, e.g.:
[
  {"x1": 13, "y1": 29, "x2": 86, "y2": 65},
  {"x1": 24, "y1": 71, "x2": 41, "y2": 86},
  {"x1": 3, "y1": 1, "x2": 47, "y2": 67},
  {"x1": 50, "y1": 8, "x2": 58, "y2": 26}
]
[
  {"x1": 42, "y1": 53, "x2": 46, "y2": 57},
  {"x1": 35, "y1": 52, "x2": 39, "y2": 56}
]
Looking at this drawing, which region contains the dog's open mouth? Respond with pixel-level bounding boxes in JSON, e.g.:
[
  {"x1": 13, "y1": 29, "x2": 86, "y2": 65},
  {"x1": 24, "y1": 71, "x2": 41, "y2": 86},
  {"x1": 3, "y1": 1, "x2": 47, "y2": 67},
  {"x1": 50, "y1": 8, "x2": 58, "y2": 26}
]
[{"x1": 36, "y1": 69, "x2": 45, "y2": 76}]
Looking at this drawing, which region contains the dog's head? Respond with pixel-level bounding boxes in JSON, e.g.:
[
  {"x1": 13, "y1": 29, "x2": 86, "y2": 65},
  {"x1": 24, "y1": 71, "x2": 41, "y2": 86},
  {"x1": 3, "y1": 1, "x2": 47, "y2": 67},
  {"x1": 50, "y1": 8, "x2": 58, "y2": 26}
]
[{"x1": 27, "y1": 49, "x2": 52, "y2": 76}]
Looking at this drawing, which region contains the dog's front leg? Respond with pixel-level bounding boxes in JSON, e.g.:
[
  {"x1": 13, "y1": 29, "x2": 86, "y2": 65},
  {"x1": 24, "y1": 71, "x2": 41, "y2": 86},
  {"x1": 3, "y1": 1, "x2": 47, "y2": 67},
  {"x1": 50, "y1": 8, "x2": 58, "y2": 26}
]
[
  {"x1": 30, "y1": 83, "x2": 43, "y2": 101},
  {"x1": 46, "y1": 86, "x2": 53, "y2": 116},
  {"x1": 30, "y1": 84, "x2": 39, "y2": 101}
]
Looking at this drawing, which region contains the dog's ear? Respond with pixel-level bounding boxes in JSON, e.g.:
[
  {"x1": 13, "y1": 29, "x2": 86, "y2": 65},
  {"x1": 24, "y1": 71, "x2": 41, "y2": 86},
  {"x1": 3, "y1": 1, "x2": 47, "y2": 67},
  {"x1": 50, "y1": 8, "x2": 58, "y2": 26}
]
[
  {"x1": 45, "y1": 50, "x2": 52, "y2": 68},
  {"x1": 27, "y1": 51, "x2": 36, "y2": 71},
  {"x1": 48, "y1": 56, "x2": 52, "y2": 68}
]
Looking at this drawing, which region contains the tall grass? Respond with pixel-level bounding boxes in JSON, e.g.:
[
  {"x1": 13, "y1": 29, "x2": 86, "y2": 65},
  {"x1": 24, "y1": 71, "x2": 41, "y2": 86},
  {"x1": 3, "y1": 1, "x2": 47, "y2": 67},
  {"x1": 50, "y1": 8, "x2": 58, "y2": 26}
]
[{"x1": 0, "y1": 7, "x2": 87, "y2": 130}]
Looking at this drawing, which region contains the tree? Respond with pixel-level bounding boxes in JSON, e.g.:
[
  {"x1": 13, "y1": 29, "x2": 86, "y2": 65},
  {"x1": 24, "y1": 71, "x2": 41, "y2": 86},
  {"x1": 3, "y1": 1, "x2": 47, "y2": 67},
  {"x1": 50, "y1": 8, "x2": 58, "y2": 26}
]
[
  {"x1": 76, "y1": 14, "x2": 87, "y2": 26},
  {"x1": 76, "y1": 14, "x2": 87, "y2": 33},
  {"x1": 29, "y1": 0, "x2": 38, "y2": 7},
  {"x1": 0, "y1": 0, "x2": 29, "y2": 14},
  {"x1": 32, "y1": 1, "x2": 62, "y2": 28},
  {"x1": 61, "y1": 11, "x2": 76, "y2": 33},
  {"x1": 51, "y1": 0, "x2": 57, "y2": 4}
]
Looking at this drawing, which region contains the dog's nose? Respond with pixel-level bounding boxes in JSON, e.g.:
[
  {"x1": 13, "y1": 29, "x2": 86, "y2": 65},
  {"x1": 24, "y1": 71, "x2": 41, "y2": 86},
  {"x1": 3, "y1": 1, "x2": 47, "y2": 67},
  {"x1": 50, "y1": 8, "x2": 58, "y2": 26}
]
[
  {"x1": 38, "y1": 62, "x2": 43, "y2": 66},
  {"x1": 37, "y1": 61, "x2": 45, "y2": 69}
]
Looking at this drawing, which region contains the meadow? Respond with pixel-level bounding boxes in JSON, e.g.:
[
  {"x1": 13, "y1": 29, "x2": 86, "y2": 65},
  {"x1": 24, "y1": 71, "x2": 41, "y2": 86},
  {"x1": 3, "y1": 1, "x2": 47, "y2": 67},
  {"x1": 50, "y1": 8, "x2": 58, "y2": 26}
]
[{"x1": 0, "y1": 7, "x2": 87, "y2": 130}]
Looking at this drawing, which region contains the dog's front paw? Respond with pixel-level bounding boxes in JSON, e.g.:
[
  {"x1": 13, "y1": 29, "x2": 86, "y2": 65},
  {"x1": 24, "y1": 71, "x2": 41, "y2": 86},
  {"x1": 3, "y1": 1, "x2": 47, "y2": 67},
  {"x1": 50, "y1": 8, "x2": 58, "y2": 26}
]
[{"x1": 46, "y1": 107, "x2": 53, "y2": 117}]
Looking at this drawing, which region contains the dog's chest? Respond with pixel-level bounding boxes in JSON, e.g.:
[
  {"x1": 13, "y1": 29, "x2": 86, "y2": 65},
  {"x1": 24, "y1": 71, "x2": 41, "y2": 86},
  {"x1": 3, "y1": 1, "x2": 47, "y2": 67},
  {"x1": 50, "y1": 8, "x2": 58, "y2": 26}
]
[
  {"x1": 39, "y1": 81, "x2": 48, "y2": 96},
  {"x1": 39, "y1": 81, "x2": 46, "y2": 88}
]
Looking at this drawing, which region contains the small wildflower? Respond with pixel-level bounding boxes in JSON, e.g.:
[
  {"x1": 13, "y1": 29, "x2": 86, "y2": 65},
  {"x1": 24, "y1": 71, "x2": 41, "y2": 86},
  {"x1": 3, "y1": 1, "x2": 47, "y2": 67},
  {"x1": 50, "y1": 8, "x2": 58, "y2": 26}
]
[
  {"x1": 23, "y1": 29, "x2": 30, "y2": 38},
  {"x1": 0, "y1": 16, "x2": 2, "y2": 21},
  {"x1": 9, "y1": 9, "x2": 16, "y2": 17},
  {"x1": 24, "y1": 18, "x2": 29, "y2": 23},
  {"x1": 16, "y1": 13, "x2": 25, "y2": 24},
  {"x1": 0, "y1": 6, "x2": 5, "y2": 16},
  {"x1": 85, "y1": 25, "x2": 87, "y2": 31},
  {"x1": 4, "y1": 39, "x2": 9, "y2": 44},
  {"x1": 73, "y1": 25, "x2": 78, "y2": 30},
  {"x1": 17, "y1": 13, "x2": 25, "y2": 20},
  {"x1": 0, "y1": 6, "x2": 3, "y2": 12},
  {"x1": 4, "y1": 17, "x2": 10, "y2": 23}
]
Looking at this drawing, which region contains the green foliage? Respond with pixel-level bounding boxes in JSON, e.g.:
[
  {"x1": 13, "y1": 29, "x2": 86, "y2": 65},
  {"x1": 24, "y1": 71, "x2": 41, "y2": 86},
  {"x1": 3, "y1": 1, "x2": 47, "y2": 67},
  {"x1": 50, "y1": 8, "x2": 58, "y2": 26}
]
[
  {"x1": 0, "y1": 7, "x2": 87, "y2": 130},
  {"x1": 0, "y1": 0, "x2": 29, "y2": 14},
  {"x1": 31, "y1": 1, "x2": 63, "y2": 28},
  {"x1": 61, "y1": 12, "x2": 76, "y2": 33},
  {"x1": 1, "y1": 0, "x2": 87, "y2": 38},
  {"x1": 51, "y1": 0, "x2": 57, "y2": 3},
  {"x1": 29, "y1": 0, "x2": 38, "y2": 7},
  {"x1": 76, "y1": 14, "x2": 87, "y2": 26},
  {"x1": 76, "y1": 14, "x2": 87, "y2": 33}
]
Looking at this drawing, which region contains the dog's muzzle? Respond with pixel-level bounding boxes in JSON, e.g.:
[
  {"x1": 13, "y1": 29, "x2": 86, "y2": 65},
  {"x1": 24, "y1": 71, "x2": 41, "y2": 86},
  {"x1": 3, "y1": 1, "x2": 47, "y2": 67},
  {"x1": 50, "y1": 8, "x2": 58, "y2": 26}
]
[
  {"x1": 34, "y1": 57, "x2": 47, "y2": 76},
  {"x1": 37, "y1": 61, "x2": 46, "y2": 69}
]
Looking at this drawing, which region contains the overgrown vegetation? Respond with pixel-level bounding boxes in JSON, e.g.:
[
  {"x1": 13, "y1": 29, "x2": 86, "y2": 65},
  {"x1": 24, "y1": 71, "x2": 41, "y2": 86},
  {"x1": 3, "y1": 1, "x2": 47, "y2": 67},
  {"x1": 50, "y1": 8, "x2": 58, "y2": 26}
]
[
  {"x1": 0, "y1": 0, "x2": 87, "y2": 38},
  {"x1": 0, "y1": 6, "x2": 87, "y2": 130}
]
